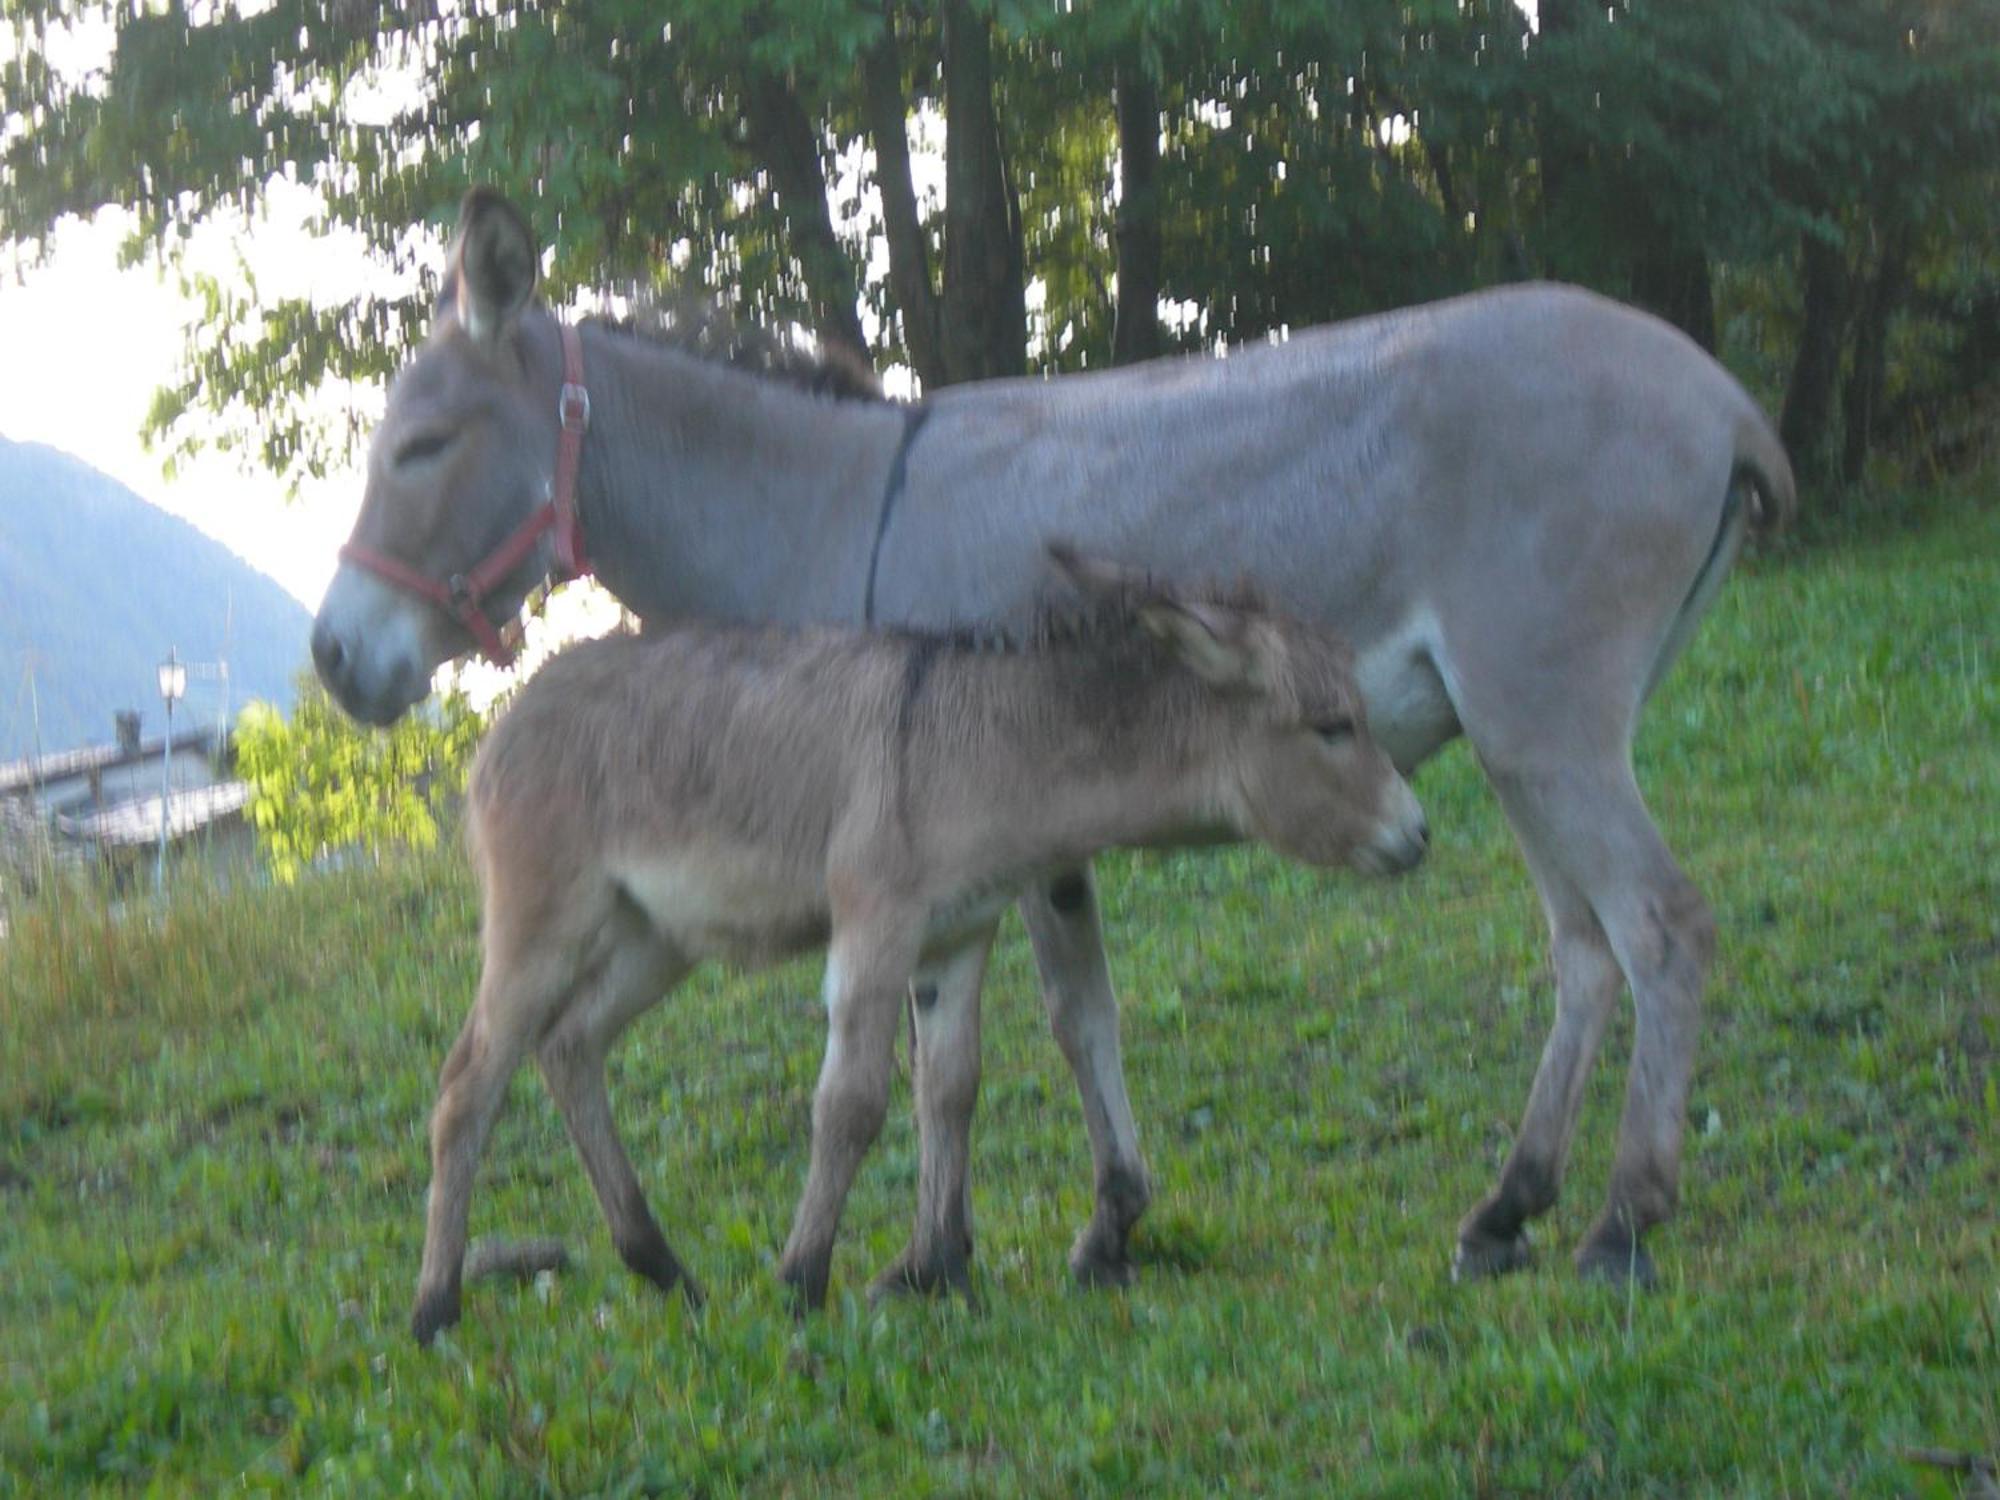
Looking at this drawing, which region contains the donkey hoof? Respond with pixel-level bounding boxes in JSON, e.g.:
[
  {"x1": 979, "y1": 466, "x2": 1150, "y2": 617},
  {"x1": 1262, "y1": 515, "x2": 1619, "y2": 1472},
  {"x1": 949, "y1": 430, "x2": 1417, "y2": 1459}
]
[
  {"x1": 1452, "y1": 1228, "x2": 1534, "y2": 1283},
  {"x1": 1574, "y1": 1234, "x2": 1658, "y2": 1290},
  {"x1": 868, "y1": 1253, "x2": 972, "y2": 1307},
  {"x1": 777, "y1": 1259, "x2": 830, "y2": 1319},
  {"x1": 1068, "y1": 1245, "x2": 1138, "y2": 1290},
  {"x1": 409, "y1": 1288, "x2": 462, "y2": 1347},
  {"x1": 868, "y1": 1264, "x2": 976, "y2": 1312}
]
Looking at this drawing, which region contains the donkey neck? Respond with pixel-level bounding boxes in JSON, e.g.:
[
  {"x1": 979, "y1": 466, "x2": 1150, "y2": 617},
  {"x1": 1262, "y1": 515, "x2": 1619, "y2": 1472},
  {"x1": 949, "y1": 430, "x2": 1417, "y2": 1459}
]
[{"x1": 541, "y1": 312, "x2": 910, "y2": 625}]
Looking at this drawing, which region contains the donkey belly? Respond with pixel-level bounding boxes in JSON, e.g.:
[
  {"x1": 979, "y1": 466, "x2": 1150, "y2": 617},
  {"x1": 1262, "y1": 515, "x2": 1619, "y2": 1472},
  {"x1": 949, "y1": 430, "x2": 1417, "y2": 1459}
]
[
  {"x1": 1351, "y1": 611, "x2": 1462, "y2": 774},
  {"x1": 612, "y1": 850, "x2": 831, "y2": 966}
]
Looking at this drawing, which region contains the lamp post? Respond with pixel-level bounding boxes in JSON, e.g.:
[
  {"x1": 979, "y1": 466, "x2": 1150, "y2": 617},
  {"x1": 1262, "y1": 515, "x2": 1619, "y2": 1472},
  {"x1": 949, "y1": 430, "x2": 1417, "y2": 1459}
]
[{"x1": 156, "y1": 647, "x2": 187, "y2": 896}]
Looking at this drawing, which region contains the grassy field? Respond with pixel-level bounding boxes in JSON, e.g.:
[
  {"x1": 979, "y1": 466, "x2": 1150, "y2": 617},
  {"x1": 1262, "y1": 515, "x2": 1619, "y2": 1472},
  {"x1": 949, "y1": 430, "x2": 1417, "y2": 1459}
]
[{"x1": 3, "y1": 493, "x2": 1996, "y2": 1497}]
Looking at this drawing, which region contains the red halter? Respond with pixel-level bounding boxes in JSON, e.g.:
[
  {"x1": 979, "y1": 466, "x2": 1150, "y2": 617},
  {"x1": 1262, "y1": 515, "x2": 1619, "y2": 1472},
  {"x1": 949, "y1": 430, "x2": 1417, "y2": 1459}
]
[{"x1": 339, "y1": 322, "x2": 593, "y2": 667}]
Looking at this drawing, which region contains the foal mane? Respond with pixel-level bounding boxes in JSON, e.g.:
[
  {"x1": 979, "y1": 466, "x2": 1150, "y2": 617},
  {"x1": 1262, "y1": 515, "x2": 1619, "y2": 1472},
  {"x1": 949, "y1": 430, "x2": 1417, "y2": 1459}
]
[
  {"x1": 585, "y1": 293, "x2": 889, "y2": 404},
  {"x1": 905, "y1": 570, "x2": 1272, "y2": 661}
]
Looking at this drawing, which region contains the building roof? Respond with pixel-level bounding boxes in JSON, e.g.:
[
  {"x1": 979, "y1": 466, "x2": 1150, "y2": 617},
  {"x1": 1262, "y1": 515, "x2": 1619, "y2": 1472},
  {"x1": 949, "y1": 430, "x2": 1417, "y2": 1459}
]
[
  {"x1": 0, "y1": 727, "x2": 222, "y2": 798},
  {"x1": 54, "y1": 781, "x2": 252, "y2": 847}
]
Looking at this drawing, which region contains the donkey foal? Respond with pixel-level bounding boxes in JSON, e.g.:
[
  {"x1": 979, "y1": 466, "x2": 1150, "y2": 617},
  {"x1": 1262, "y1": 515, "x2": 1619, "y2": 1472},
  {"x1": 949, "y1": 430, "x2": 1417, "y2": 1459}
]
[{"x1": 410, "y1": 547, "x2": 1427, "y2": 1343}]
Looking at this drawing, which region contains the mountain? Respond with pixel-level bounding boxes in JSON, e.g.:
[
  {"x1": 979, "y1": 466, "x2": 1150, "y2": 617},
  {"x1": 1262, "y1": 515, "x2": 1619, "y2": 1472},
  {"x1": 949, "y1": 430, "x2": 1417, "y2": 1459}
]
[{"x1": 0, "y1": 435, "x2": 313, "y2": 761}]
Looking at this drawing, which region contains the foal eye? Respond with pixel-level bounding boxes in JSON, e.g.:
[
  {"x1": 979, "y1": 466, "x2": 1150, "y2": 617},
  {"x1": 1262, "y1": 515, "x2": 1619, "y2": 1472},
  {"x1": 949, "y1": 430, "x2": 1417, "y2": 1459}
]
[
  {"x1": 394, "y1": 431, "x2": 455, "y2": 467},
  {"x1": 1313, "y1": 717, "x2": 1356, "y2": 743}
]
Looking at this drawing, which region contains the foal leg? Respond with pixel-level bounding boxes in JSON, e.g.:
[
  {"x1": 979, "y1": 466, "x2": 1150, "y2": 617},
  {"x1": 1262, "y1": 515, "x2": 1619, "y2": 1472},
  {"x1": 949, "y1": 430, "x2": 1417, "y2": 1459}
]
[
  {"x1": 1463, "y1": 758, "x2": 1713, "y2": 1287},
  {"x1": 536, "y1": 924, "x2": 703, "y2": 1306},
  {"x1": 871, "y1": 927, "x2": 997, "y2": 1302},
  {"x1": 778, "y1": 908, "x2": 921, "y2": 1312},
  {"x1": 1019, "y1": 867, "x2": 1150, "y2": 1287},
  {"x1": 411, "y1": 945, "x2": 573, "y2": 1345}
]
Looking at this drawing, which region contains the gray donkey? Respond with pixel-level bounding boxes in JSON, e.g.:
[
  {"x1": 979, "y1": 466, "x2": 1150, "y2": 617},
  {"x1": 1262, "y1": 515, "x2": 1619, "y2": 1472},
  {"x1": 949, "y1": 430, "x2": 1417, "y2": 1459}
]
[{"x1": 410, "y1": 547, "x2": 1426, "y2": 1342}]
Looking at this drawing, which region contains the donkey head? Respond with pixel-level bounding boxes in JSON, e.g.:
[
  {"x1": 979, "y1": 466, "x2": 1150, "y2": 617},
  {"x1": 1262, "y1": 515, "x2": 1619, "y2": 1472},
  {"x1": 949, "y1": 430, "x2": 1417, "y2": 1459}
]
[
  {"x1": 1049, "y1": 546, "x2": 1429, "y2": 876},
  {"x1": 313, "y1": 190, "x2": 561, "y2": 725}
]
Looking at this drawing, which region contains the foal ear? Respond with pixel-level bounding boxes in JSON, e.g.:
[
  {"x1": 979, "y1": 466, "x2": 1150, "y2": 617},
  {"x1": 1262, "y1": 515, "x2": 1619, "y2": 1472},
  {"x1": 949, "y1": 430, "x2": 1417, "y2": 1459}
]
[
  {"x1": 1137, "y1": 598, "x2": 1266, "y2": 690},
  {"x1": 451, "y1": 188, "x2": 538, "y2": 345}
]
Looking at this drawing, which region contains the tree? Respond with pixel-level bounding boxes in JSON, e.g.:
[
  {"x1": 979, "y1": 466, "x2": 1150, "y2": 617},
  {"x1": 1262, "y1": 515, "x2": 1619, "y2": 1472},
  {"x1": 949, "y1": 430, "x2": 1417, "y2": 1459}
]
[
  {"x1": 233, "y1": 676, "x2": 480, "y2": 882},
  {"x1": 5, "y1": 0, "x2": 1997, "y2": 499}
]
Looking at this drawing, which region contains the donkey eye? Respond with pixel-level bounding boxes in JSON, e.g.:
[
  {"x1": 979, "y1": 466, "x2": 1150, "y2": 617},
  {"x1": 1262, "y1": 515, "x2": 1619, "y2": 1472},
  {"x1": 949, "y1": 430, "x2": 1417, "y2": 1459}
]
[
  {"x1": 1313, "y1": 717, "x2": 1356, "y2": 743},
  {"x1": 395, "y1": 431, "x2": 455, "y2": 467}
]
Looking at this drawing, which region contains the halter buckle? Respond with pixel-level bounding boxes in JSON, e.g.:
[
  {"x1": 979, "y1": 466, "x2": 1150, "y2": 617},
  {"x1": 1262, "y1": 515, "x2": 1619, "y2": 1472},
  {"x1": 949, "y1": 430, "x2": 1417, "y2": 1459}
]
[{"x1": 559, "y1": 382, "x2": 591, "y2": 433}]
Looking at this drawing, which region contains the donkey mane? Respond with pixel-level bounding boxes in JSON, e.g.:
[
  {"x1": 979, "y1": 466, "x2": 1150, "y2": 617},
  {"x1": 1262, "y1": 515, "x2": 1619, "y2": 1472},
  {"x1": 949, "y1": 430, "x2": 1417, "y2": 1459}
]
[
  {"x1": 584, "y1": 293, "x2": 890, "y2": 404},
  {"x1": 433, "y1": 269, "x2": 888, "y2": 401}
]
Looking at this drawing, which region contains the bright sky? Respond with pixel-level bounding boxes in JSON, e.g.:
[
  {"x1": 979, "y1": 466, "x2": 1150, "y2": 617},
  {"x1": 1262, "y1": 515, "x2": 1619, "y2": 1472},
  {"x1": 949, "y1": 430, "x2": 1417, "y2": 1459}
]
[{"x1": 0, "y1": 188, "x2": 376, "y2": 612}]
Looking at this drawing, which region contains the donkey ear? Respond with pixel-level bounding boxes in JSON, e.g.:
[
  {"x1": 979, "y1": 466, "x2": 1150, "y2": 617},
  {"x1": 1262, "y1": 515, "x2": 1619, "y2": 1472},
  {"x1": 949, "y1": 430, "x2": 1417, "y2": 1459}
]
[
  {"x1": 1137, "y1": 598, "x2": 1266, "y2": 690},
  {"x1": 1044, "y1": 541, "x2": 1147, "y2": 601},
  {"x1": 451, "y1": 188, "x2": 538, "y2": 345}
]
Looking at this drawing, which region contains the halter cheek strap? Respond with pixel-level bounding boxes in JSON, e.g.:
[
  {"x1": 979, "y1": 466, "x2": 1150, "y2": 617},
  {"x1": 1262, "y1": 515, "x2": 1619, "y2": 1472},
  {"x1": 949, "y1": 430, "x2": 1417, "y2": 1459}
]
[{"x1": 339, "y1": 321, "x2": 593, "y2": 668}]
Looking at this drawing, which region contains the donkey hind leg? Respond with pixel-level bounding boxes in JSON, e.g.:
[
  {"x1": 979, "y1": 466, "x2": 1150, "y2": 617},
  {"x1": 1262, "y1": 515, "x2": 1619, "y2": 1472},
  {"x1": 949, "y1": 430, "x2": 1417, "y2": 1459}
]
[
  {"x1": 1455, "y1": 828, "x2": 1624, "y2": 1280},
  {"x1": 535, "y1": 920, "x2": 704, "y2": 1307},
  {"x1": 1465, "y1": 758, "x2": 1713, "y2": 1288},
  {"x1": 1019, "y1": 867, "x2": 1150, "y2": 1287},
  {"x1": 779, "y1": 911, "x2": 922, "y2": 1313},
  {"x1": 870, "y1": 927, "x2": 998, "y2": 1304},
  {"x1": 411, "y1": 944, "x2": 577, "y2": 1345}
]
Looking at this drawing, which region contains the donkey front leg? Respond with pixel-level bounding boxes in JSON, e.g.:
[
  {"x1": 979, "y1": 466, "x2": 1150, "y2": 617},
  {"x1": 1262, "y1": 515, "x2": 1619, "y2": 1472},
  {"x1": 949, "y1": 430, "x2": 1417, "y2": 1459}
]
[
  {"x1": 870, "y1": 927, "x2": 997, "y2": 1303},
  {"x1": 779, "y1": 908, "x2": 922, "y2": 1313},
  {"x1": 1020, "y1": 868, "x2": 1151, "y2": 1288},
  {"x1": 536, "y1": 927, "x2": 704, "y2": 1307}
]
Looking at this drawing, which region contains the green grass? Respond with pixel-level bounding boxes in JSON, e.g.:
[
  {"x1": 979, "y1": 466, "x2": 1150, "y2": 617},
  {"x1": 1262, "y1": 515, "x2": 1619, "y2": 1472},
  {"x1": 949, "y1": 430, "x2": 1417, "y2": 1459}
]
[{"x1": 4, "y1": 493, "x2": 1997, "y2": 1498}]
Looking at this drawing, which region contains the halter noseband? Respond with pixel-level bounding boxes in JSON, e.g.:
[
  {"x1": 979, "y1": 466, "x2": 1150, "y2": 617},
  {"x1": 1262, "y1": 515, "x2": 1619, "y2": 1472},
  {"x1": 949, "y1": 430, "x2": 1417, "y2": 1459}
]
[{"x1": 339, "y1": 321, "x2": 593, "y2": 667}]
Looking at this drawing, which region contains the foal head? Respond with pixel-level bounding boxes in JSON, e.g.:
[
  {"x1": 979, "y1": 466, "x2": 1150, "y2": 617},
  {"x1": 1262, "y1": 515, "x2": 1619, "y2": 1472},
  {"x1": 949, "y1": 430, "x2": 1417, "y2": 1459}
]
[{"x1": 1050, "y1": 548, "x2": 1429, "y2": 876}]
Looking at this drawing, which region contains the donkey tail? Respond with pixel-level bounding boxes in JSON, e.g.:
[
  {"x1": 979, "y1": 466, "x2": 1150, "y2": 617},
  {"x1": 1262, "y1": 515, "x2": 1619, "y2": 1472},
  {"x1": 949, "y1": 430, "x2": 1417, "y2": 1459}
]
[
  {"x1": 1640, "y1": 405, "x2": 1791, "y2": 703},
  {"x1": 1733, "y1": 405, "x2": 1797, "y2": 537}
]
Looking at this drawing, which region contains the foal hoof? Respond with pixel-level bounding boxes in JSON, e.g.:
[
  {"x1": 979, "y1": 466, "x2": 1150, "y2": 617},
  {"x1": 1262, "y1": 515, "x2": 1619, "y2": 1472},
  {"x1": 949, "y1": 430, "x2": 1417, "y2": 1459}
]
[
  {"x1": 1452, "y1": 1227, "x2": 1534, "y2": 1283},
  {"x1": 1574, "y1": 1233, "x2": 1658, "y2": 1290}
]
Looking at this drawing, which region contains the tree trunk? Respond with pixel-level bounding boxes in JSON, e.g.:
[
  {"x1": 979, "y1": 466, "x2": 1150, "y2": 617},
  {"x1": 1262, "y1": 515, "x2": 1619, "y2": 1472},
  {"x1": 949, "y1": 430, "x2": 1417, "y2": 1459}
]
[
  {"x1": 1780, "y1": 230, "x2": 1850, "y2": 480},
  {"x1": 940, "y1": 0, "x2": 1026, "y2": 383},
  {"x1": 862, "y1": 15, "x2": 945, "y2": 390},
  {"x1": 1532, "y1": 0, "x2": 1592, "y2": 280},
  {"x1": 1840, "y1": 224, "x2": 1910, "y2": 483},
  {"x1": 1111, "y1": 62, "x2": 1162, "y2": 366},
  {"x1": 741, "y1": 68, "x2": 871, "y2": 369},
  {"x1": 1631, "y1": 238, "x2": 1716, "y2": 352}
]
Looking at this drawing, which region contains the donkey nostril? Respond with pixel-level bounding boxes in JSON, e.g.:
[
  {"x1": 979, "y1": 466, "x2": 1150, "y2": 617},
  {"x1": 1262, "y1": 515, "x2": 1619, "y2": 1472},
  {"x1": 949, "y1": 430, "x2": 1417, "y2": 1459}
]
[
  {"x1": 1415, "y1": 817, "x2": 1430, "y2": 849},
  {"x1": 311, "y1": 621, "x2": 347, "y2": 682}
]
